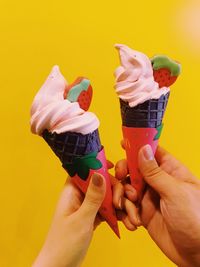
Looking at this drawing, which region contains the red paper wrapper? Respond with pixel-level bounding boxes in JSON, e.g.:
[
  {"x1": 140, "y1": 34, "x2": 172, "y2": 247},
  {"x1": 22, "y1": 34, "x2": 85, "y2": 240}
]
[
  {"x1": 122, "y1": 126, "x2": 160, "y2": 202},
  {"x1": 71, "y1": 148, "x2": 120, "y2": 238}
]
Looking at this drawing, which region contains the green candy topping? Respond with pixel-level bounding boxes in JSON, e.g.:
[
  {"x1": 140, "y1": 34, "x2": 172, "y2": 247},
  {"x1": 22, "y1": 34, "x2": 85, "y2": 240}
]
[
  {"x1": 64, "y1": 151, "x2": 102, "y2": 180},
  {"x1": 154, "y1": 124, "x2": 164, "y2": 141},
  {"x1": 67, "y1": 79, "x2": 90, "y2": 102},
  {"x1": 151, "y1": 55, "x2": 181, "y2": 76}
]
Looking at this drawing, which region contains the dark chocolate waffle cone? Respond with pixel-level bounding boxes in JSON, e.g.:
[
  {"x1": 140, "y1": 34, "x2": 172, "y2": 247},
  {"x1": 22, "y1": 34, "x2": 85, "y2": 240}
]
[
  {"x1": 120, "y1": 92, "x2": 170, "y2": 202},
  {"x1": 120, "y1": 92, "x2": 170, "y2": 128},
  {"x1": 42, "y1": 129, "x2": 102, "y2": 167}
]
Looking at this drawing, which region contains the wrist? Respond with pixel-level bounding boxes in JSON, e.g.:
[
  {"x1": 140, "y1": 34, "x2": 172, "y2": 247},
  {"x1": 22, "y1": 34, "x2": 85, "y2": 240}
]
[
  {"x1": 32, "y1": 244, "x2": 83, "y2": 267},
  {"x1": 32, "y1": 248, "x2": 53, "y2": 267}
]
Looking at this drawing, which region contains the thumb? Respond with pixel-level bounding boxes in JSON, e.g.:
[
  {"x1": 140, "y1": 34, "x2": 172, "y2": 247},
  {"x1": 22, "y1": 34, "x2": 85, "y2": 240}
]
[
  {"x1": 138, "y1": 145, "x2": 178, "y2": 199},
  {"x1": 80, "y1": 173, "x2": 106, "y2": 220}
]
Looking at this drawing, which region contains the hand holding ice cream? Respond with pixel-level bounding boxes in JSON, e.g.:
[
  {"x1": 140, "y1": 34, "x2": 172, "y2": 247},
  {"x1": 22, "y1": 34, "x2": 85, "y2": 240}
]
[
  {"x1": 33, "y1": 173, "x2": 107, "y2": 267},
  {"x1": 113, "y1": 145, "x2": 200, "y2": 267},
  {"x1": 114, "y1": 44, "x2": 181, "y2": 201},
  {"x1": 30, "y1": 66, "x2": 119, "y2": 237},
  {"x1": 30, "y1": 46, "x2": 200, "y2": 267}
]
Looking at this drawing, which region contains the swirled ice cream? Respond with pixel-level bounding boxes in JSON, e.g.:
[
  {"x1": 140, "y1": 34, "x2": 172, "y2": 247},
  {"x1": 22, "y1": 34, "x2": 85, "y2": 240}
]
[
  {"x1": 114, "y1": 44, "x2": 170, "y2": 107},
  {"x1": 30, "y1": 65, "x2": 99, "y2": 135}
]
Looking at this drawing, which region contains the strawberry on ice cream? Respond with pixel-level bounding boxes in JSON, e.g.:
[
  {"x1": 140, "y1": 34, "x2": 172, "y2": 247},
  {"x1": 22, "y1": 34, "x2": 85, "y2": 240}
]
[{"x1": 31, "y1": 65, "x2": 99, "y2": 135}]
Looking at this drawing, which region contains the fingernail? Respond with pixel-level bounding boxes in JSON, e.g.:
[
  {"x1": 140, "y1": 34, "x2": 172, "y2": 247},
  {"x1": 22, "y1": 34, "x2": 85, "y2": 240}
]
[
  {"x1": 118, "y1": 197, "x2": 122, "y2": 209},
  {"x1": 142, "y1": 145, "x2": 154, "y2": 161},
  {"x1": 92, "y1": 173, "x2": 103, "y2": 187}
]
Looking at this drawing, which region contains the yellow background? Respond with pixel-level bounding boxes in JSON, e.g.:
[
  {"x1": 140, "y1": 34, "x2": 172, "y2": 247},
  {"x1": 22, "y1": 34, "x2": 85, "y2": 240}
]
[{"x1": 1, "y1": 0, "x2": 200, "y2": 266}]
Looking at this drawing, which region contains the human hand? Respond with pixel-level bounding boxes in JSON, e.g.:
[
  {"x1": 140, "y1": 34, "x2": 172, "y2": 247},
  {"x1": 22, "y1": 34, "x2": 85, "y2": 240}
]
[
  {"x1": 32, "y1": 160, "x2": 139, "y2": 267},
  {"x1": 33, "y1": 170, "x2": 109, "y2": 267},
  {"x1": 113, "y1": 144, "x2": 200, "y2": 267}
]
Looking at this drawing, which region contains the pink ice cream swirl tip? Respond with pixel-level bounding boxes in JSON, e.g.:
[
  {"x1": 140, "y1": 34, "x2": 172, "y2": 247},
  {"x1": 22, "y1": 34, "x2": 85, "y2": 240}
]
[
  {"x1": 30, "y1": 65, "x2": 99, "y2": 135},
  {"x1": 114, "y1": 44, "x2": 170, "y2": 107}
]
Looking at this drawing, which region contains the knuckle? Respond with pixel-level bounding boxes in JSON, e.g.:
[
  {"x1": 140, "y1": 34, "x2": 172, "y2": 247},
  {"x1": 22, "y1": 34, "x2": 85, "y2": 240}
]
[
  {"x1": 144, "y1": 164, "x2": 163, "y2": 179},
  {"x1": 86, "y1": 193, "x2": 102, "y2": 207},
  {"x1": 115, "y1": 159, "x2": 126, "y2": 170}
]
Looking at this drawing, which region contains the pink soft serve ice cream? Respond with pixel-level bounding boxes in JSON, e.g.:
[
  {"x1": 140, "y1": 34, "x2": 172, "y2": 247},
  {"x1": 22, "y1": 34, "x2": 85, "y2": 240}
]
[
  {"x1": 114, "y1": 44, "x2": 170, "y2": 107},
  {"x1": 30, "y1": 65, "x2": 99, "y2": 135}
]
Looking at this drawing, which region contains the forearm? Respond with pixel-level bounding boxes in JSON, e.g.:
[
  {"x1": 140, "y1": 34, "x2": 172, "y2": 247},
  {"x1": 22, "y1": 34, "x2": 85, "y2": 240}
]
[
  {"x1": 32, "y1": 248, "x2": 83, "y2": 267},
  {"x1": 33, "y1": 254, "x2": 81, "y2": 267}
]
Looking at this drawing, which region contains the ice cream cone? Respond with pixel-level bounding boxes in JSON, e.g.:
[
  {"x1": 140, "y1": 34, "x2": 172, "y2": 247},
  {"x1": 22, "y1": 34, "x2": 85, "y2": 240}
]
[
  {"x1": 120, "y1": 93, "x2": 170, "y2": 201},
  {"x1": 42, "y1": 129, "x2": 120, "y2": 238},
  {"x1": 31, "y1": 66, "x2": 119, "y2": 238},
  {"x1": 114, "y1": 44, "x2": 180, "y2": 203}
]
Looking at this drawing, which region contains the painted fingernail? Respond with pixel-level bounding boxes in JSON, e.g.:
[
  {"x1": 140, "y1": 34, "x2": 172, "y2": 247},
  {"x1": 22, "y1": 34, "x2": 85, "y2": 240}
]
[
  {"x1": 92, "y1": 173, "x2": 103, "y2": 187},
  {"x1": 142, "y1": 145, "x2": 154, "y2": 161}
]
